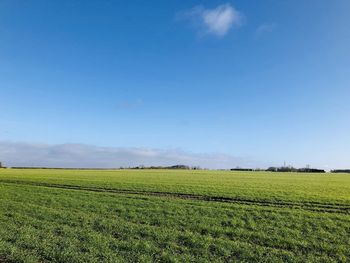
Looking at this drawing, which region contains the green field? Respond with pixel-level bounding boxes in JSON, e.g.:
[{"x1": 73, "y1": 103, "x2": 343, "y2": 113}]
[{"x1": 0, "y1": 169, "x2": 349, "y2": 262}]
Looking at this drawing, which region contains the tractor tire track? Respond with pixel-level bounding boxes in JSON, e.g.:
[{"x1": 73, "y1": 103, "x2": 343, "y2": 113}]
[{"x1": 1, "y1": 180, "x2": 349, "y2": 214}]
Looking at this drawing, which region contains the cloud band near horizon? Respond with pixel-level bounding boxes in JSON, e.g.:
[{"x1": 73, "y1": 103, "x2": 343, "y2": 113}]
[{"x1": 0, "y1": 141, "x2": 259, "y2": 169}]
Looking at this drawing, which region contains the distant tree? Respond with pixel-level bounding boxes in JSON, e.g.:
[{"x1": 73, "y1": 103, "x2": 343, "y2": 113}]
[
  {"x1": 168, "y1": 165, "x2": 190, "y2": 170},
  {"x1": 267, "y1": 167, "x2": 277, "y2": 172}
]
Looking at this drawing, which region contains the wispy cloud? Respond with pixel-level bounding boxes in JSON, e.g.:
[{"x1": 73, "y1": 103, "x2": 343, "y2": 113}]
[
  {"x1": 179, "y1": 4, "x2": 243, "y2": 37},
  {"x1": 116, "y1": 98, "x2": 143, "y2": 111},
  {"x1": 255, "y1": 23, "x2": 276, "y2": 38},
  {"x1": 0, "y1": 141, "x2": 259, "y2": 169}
]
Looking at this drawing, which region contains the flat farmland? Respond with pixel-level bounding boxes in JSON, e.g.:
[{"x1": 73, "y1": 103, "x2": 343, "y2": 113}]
[{"x1": 0, "y1": 169, "x2": 349, "y2": 262}]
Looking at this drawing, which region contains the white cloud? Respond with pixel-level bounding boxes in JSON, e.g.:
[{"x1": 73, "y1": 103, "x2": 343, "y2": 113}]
[
  {"x1": 0, "y1": 141, "x2": 259, "y2": 169},
  {"x1": 202, "y1": 4, "x2": 242, "y2": 36},
  {"x1": 180, "y1": 4, "x2": 243, "y2": 37}
]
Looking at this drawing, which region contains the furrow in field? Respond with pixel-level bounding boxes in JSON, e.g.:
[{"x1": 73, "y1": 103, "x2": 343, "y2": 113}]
[
  {"x1": 1, "y1": 199, "x2": 339, "y2": 259},
  {"x1": 1, "y1": 180, "x2": 349, "y2": 214}
]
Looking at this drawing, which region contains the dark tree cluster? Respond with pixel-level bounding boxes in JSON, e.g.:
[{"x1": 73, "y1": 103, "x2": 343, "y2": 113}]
[
  {"x1": 266, "y1": 166, "x2": 325, "y2": 173},
  {"x1": 266, "y1": 166, "x2": 297, "y2": 172},
  {"x1": 230, "y1": 168, "x2": 254, "y2": 171},
  {"x1": 331, "y1": 169, "x2": 350, "y2": 173},
  {"x1": 297, "y1": 168, "x2": 326, "y2": 173},
  {"x1": 230, "y1": 166, "x2": 326, "y2": 173},
  {"x1": 131, "y1": 165, "x2": 198, "y2": 170}
]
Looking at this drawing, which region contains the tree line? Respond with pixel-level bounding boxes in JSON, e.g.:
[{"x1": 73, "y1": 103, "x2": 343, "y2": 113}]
[{"x1": 1, "y1": 161, "x2": 350, "y2": 173}]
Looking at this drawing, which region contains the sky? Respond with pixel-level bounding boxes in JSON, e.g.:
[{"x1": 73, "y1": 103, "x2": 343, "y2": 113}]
[{"x1": 1, "y1": 0, "x2": 350, "y2": 169}]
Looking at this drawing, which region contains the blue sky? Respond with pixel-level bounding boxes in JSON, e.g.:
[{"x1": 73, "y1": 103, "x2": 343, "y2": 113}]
[{"x1": 1, "y1": 0, "x2": 350, "y2": 169}]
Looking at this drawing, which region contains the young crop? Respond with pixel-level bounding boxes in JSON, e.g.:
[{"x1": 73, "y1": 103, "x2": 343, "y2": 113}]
[{"x1": 0, "y1": 169, "x2": 349, "y2": 262}]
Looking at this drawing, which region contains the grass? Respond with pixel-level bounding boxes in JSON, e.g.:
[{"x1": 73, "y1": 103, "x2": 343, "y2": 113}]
[{"x1": 0, "y1": 169, "x2": 349, "y2": 262}]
